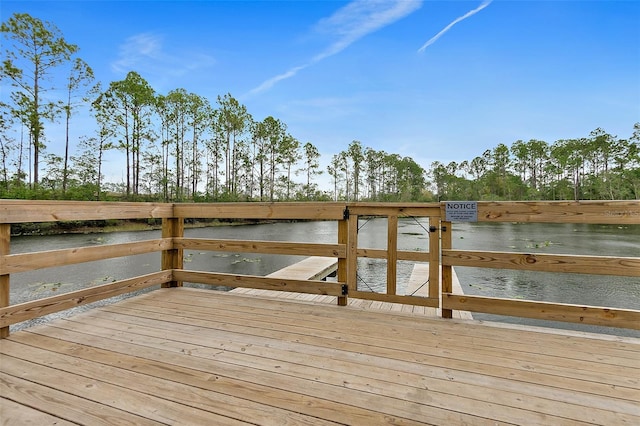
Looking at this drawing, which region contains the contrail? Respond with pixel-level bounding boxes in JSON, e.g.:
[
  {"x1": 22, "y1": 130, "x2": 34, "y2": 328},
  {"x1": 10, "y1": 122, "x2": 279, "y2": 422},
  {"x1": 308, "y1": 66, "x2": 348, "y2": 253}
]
[
  {"x1": 248, "y1": 0, "x2": 422, "y2": 96},
  {"x1": 418, "y1": 0, "x2": 492, "y2": 53},
  {"x1": 248, "y1": 65, "x2": 310, "y2": 95}
]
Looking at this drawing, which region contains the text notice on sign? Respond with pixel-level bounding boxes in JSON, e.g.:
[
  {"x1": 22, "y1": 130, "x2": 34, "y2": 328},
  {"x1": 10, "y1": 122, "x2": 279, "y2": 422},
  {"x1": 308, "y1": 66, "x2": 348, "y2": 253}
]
[{"x1": 445, "y1": 201, "x2": 478, "y2": 222}]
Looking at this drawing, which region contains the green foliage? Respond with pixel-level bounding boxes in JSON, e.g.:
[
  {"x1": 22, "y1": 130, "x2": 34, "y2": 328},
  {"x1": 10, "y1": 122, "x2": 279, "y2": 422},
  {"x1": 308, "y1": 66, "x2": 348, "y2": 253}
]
[
  {"x1": 429, "y1": 125, "x2": 640, "y2": 201},
  {"x1": 1, "y1": 13, "x2": 639, "y2": 204},
  {"x1": 1, "y1": 13, "x2": 79, "y2": 185}
]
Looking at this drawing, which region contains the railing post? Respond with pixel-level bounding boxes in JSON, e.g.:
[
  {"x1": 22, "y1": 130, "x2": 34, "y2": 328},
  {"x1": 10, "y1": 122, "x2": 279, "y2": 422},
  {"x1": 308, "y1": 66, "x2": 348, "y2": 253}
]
[
  {"x1": 0, "y1": 224, "x2": 10, "y2": 338},
  {"x1": 441, "y1": 220, "x2": 453, "y2": 318},
  {"x1": 428, "y1": 216, "x2": 440, "y2": 301},
  {"x1": 162, "y1": 217, "x2": 184, "y2": 288},
  {"x1": 387, "y1": 215, "x2": 398, "y2": 295}
]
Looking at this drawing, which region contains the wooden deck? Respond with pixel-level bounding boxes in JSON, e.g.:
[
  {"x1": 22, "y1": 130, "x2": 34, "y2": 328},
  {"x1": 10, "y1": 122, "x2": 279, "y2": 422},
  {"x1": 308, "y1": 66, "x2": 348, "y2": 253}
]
[{"x1": 2, "y1": 287, "x2": 639, "y2": 425}]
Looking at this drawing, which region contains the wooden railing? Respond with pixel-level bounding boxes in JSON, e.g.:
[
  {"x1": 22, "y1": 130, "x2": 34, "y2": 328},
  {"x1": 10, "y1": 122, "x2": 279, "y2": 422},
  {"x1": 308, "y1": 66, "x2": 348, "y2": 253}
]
[
  {"x1": 1, "y1": 200, "x2": 639, "y2": 338},
  {"x1": 441, "y1": 201, "x2": 640, "y2": 329}
]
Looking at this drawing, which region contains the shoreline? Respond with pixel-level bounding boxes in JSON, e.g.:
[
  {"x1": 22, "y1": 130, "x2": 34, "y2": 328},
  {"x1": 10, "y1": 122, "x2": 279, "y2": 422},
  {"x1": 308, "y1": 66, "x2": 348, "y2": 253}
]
[{"x1": 9, "y1": 218, "x2": 260, "y2": 237}]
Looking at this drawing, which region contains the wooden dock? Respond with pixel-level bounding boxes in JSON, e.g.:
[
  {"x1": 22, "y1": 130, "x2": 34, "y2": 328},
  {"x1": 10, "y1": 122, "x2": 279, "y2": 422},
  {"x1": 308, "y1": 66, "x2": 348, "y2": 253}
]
[
  {"x1": 233, "y1": 258, "x2": 472, "y2": 319},
  {"x1": 2, "y1": 287, "x2": 638, "y2": 425},
  {"x1": 265, "y1": 256, "x2": 338, "y2": 281}
]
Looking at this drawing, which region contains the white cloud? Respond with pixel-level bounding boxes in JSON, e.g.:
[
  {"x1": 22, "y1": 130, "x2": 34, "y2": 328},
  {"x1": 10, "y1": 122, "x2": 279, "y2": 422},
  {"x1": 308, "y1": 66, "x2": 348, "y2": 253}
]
[
  {"x1": 111, "y1": 32, "x2": 163, "y2": 73},
  {"x1": 313, "y1": 0, "x2": 422, "y2": 61},
  {"x1": 110, "y1": 32, "x2": 216, "y2": 84},
  {"x1": 418, "y1": 0, "x2": 492, "y2": 53},
  {"x1": 248, "y1": 0, "x2": 422, "y2": 96}
]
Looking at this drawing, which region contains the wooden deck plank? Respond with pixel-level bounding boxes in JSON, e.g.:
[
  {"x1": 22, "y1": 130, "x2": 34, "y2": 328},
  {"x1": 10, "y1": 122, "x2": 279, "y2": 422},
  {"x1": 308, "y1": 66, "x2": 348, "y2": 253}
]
[
  {"x1": 67, "y1": 305, "x2": 639, "y2": 423},
  {"x1": 19, "y1": 324, "x2": 497, "y2": 425},
  {"x1": 61, "y1": 296, "x2": 635, "y2": 422},
  {"x1": 2, "y1": 287, "x2": 639, "y2": 425},
  {"x1": 16, "y1": 322, "x2": 490, "y2": 425},
  {"x1": 1, "y1": 354, "x2": 250, "y2": 425},
  {"x1": 0, "y1": 339, "x2": 335, "y2": 426},
  {"x1": 196, "y1": 287, "x2": 640, "y2": 355},
  {"x1": 0, "y1": 397, "x2": 76, "y2": 426},
  {"x1": 145, "y1": 289, "x2": 640, "y2": 366},
  {"x1": 7, "y1": 333, "x2": 417, "y2": 426},
  {"x1": 47, "y1": 292, "x2": 635, "y2": 400},
  {"x1": 98, "y1": 294, "x2": 640, "y2": 401},
  {"x1": 265, "y1": 256, "x2": 338, "y2": 280},
  {"x1": 0, "y1": 371, "x2": 162, "y2": 425},
  {"x1": 402, "y1": 263, "x2": 473, "y2": 319}
]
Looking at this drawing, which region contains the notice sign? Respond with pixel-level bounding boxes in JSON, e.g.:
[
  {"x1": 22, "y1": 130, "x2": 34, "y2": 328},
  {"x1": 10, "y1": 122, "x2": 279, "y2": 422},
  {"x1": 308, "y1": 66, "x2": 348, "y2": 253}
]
[{"x1": 445, "y1": 201, "x2": 478, "y2": 222}]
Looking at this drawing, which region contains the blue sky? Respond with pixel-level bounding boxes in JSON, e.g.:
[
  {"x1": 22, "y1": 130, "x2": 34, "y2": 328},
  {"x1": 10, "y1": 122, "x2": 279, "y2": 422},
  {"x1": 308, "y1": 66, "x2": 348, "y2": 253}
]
[{"x1": 2, "y1": 0, "x2": 639, "y2": 185}]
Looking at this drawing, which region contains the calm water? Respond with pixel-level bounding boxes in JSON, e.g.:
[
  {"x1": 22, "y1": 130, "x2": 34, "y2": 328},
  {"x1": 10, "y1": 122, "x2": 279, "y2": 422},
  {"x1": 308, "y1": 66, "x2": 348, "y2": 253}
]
[{"x1": 8, "y1": 219, "x2": 640, "y2": 337}]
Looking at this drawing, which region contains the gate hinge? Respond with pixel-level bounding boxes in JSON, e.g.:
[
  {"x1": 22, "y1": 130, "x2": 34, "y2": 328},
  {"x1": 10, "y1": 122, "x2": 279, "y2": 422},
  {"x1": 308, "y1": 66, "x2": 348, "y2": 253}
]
[
  {"x1": 343, "y1": 207, "x2": 350, "y2": 220},
  {"x1": 341, "y1": 284, "x2": 348, "y2": 296}
]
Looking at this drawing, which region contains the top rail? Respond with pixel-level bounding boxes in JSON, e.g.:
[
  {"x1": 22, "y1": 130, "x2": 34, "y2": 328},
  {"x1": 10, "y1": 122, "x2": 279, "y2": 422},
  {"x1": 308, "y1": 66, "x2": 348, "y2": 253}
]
[
  {"x1": 3, "y1": 199, "x2": 636, "y2": 223},
  {"x1": 174, "y1": 202, "x2": 349, "y2": 220},
  {"x1": 0, "y1": 200, "x2": 173, "y2": 223},
  {"x1": 474, "y1": 200, "x2": 640, "y2": 224}
]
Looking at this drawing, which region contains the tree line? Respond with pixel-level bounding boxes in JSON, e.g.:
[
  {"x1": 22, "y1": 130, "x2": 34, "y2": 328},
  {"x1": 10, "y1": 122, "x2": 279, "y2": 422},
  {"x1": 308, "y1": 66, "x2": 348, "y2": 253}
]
[
  {"x1": 0, "y1": 13, "x2": 426, "y2": 202},
  {"x1": 431, "y1": 124, "x2": 640, "y2": 201},
  {"x1": 1, "y1": 13, "x2": 638, "y2": 203}
]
